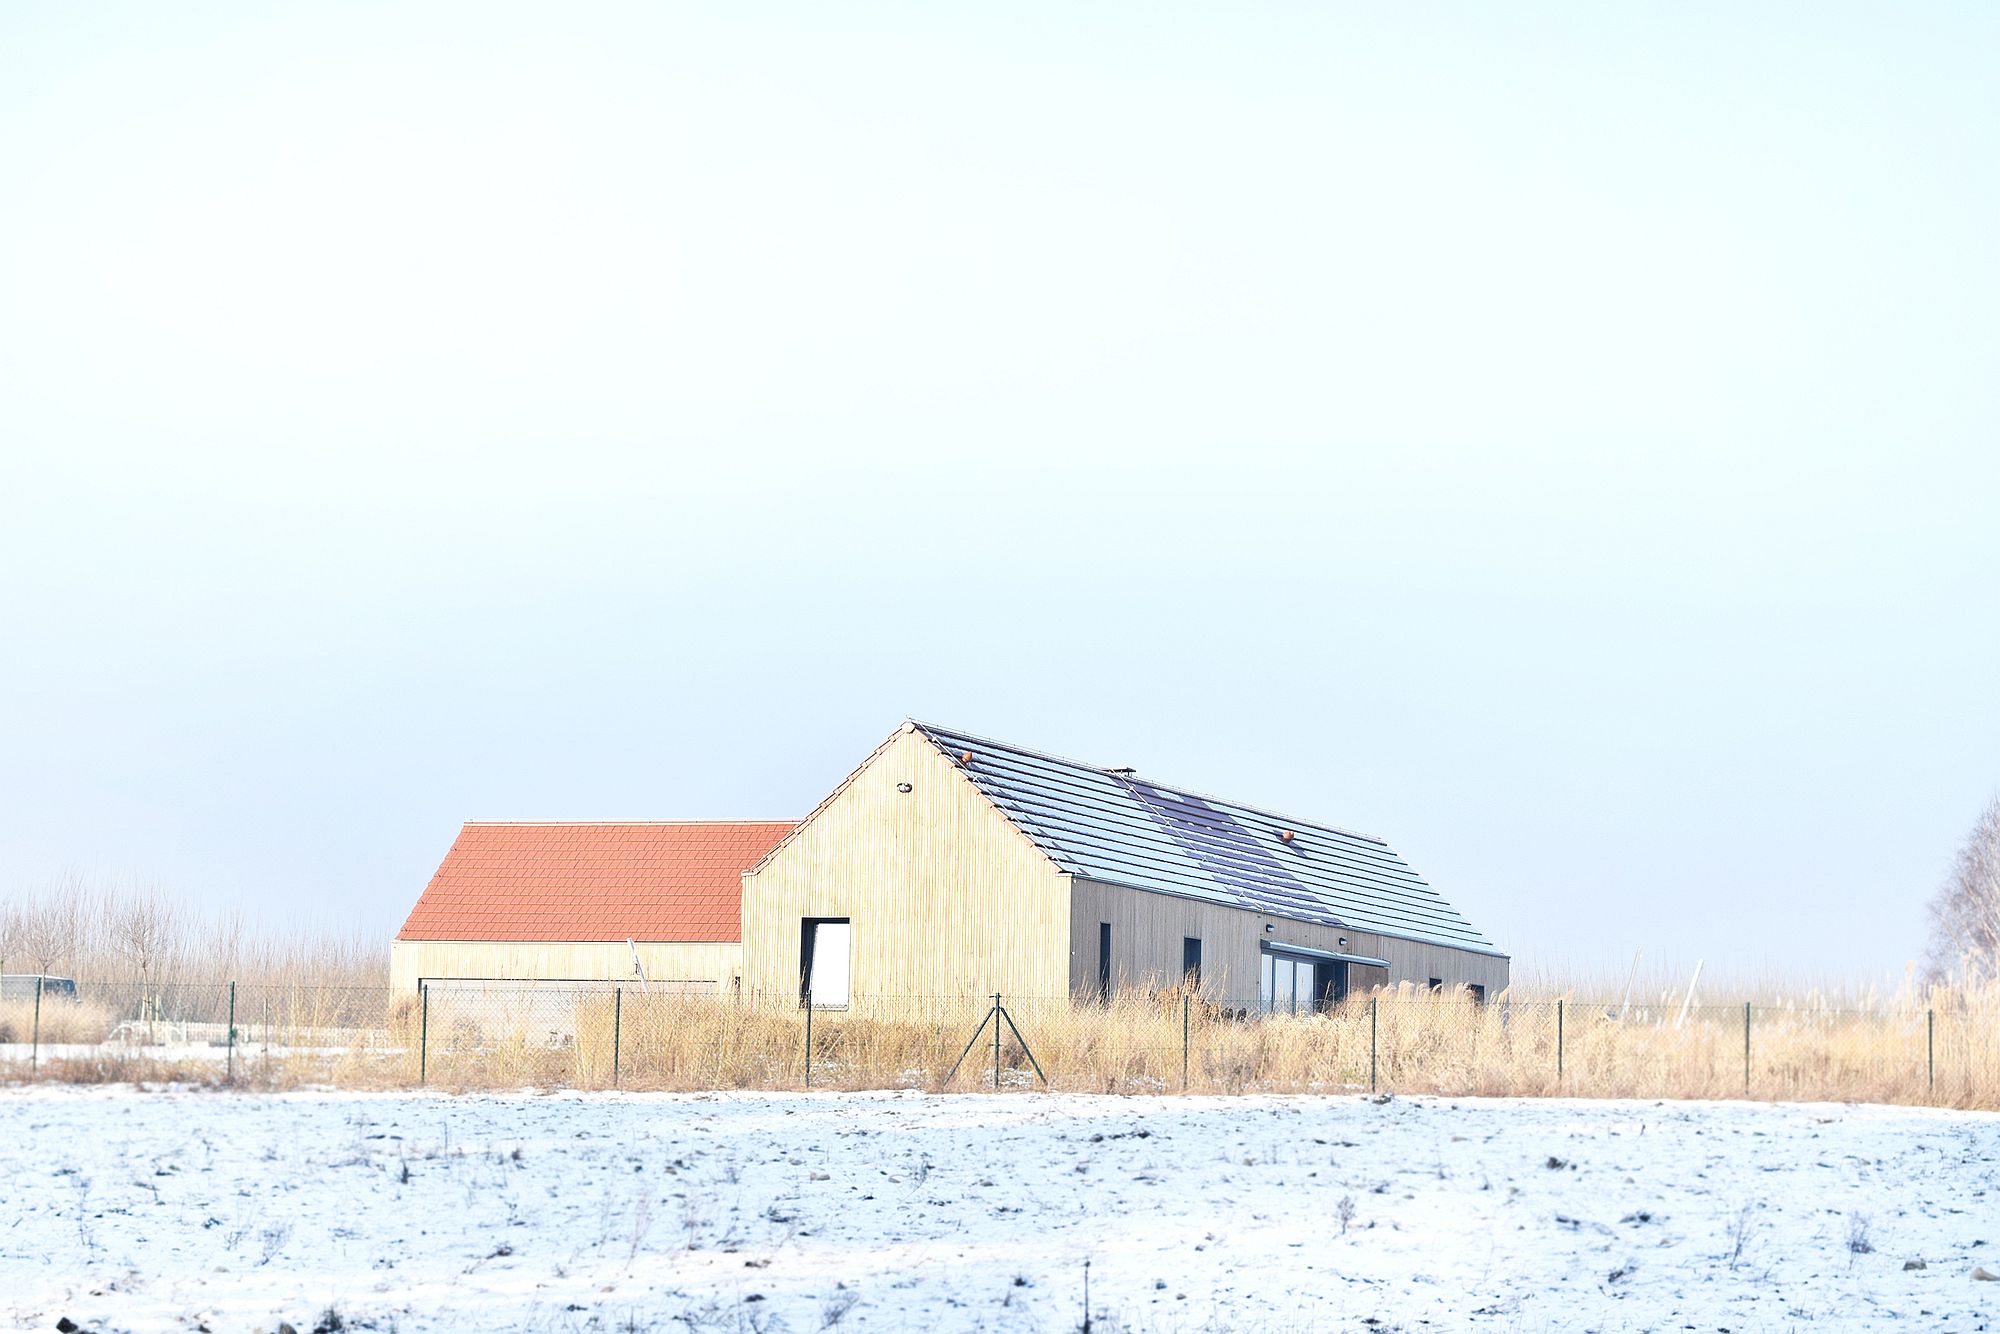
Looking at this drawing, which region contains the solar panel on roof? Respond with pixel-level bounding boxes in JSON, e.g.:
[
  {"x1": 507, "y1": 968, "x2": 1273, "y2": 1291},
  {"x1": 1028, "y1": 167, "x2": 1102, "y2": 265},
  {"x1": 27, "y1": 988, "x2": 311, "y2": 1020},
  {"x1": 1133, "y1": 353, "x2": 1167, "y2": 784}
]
[{"x1": 912, "y1": 721, "x2": 1500, "y2": 954}]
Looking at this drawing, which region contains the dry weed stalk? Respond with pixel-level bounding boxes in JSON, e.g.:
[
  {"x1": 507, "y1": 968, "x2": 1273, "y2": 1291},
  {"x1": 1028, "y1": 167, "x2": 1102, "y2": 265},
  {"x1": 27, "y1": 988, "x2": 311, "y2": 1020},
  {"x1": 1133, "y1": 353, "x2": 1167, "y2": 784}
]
[
  {"x1": 4, "y1": 875, "x2": 1996, "y2": 1106},
  {"x1": 4, "y1": 974, "x2": 1994, "y2": 1109}
]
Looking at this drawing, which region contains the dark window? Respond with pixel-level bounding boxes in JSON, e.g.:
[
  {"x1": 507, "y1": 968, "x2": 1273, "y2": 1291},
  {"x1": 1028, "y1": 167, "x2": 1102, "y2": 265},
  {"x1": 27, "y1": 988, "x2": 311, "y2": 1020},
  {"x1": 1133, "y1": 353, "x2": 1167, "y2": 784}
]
[
  {"x1": 1098, "y1": 922, "x2": 1112, "y2": 1002},
  {"x1": 1182, "y1": 937, "x2": 1202, "y2": 986},
  {"x1": 1428, "y1": 977, "x2": 1443, "y2": 992},
  {"x1": 1468, "y1": 983, "x2": 1487, "y2": 1005}
]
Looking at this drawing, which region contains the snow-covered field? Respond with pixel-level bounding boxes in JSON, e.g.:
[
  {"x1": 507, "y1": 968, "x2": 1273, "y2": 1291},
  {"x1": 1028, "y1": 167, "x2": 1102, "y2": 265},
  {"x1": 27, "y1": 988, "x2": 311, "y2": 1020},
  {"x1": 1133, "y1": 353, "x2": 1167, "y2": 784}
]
[{"x1": 3, "y1": 1089, "x2": 1996, "y2": 1333}]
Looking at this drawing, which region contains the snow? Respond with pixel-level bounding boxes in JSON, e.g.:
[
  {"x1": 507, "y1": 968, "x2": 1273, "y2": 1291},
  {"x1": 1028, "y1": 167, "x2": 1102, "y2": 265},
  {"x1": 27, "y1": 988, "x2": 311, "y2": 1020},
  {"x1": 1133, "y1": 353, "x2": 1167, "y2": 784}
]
[{"x1": 3, "y1": 1088, "x2": 1997, "y2": 1332}]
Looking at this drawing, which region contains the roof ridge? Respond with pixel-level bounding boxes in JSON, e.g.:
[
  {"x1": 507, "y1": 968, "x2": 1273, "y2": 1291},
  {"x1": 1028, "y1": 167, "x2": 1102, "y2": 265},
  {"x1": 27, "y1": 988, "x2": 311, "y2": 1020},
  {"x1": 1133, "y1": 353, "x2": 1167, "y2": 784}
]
[
  {"x1": 461, "y1": 819, "x2": 794, "y2": 826},
  {"x1": 908, "y1": 719, "x2": 1390, "y2": 847}
]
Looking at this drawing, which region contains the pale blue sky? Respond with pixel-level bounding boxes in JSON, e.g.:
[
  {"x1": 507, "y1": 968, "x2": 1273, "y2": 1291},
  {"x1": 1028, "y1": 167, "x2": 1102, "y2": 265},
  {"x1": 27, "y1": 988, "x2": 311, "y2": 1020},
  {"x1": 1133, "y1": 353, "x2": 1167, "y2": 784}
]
[{"x1": 3, "y1": 3, "x2": 1995, "y2": 982}]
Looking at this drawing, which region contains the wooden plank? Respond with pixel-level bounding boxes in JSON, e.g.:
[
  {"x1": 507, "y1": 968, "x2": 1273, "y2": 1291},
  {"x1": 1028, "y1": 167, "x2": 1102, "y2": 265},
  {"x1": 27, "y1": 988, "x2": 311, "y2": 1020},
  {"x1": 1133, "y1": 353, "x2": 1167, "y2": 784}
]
[{"x1": 1068, "y1": 878, "x2": 1510, "y2": 1008}]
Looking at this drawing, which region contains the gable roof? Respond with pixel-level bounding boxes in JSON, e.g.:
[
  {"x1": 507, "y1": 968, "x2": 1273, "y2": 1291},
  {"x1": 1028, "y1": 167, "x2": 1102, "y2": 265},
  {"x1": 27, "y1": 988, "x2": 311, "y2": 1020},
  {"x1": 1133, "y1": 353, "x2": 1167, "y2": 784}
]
[
  {"x1": 911, "y1": 722, "x2": 1502, "y2": 956},
  {"x1": 396, "y1": 821, "x2": 793, "y2": 943}
]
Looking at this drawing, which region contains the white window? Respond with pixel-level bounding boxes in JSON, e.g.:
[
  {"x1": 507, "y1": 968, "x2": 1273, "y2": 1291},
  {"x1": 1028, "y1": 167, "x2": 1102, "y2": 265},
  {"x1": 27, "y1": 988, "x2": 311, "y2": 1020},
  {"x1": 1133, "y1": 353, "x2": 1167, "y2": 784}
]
[{"x1": 806, "y1": 920, "x2": 851, "y2": 1008}]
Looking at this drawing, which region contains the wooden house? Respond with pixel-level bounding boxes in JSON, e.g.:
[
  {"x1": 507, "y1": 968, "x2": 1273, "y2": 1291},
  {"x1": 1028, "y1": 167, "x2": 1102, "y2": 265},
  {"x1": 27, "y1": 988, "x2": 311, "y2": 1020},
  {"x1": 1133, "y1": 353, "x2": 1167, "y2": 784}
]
[
  {"x1": 739, "y1": 722, "x2": 1507, "y2": 1010},
  {"x1": 393, "y1": 722, "x2": 1508, "y2": 1011}
]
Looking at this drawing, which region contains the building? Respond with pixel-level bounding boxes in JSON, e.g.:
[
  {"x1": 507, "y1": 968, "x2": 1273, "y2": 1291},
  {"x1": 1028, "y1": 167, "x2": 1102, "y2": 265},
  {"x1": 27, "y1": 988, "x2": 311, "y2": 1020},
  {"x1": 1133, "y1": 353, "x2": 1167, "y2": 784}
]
[
  {"x1": 740, "y1": 722, "x2": 1506, "y2": 1010},
  {"x1": 389, "y1": 821, "x2": 791, "y2": 993},
  {"x1": 393, "y1": 722, "x2": 1508, "y2": 1010}
]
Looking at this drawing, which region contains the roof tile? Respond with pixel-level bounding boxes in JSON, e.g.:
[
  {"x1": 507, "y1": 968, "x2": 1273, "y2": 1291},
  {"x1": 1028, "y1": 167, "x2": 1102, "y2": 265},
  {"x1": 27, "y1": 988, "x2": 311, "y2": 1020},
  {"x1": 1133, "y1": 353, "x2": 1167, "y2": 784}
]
[{"x1": 395, "y1": 821, "x2": 792, "y2": 943}]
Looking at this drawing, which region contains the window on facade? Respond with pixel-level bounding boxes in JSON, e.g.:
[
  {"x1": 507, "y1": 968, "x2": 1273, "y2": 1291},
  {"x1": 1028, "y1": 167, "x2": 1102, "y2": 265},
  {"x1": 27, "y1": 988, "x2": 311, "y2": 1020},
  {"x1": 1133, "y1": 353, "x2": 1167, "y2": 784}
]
[
  {"x1": 1467, "y1": 983, "x2": 1487, "y2": 1005},
  {"x1": 1259, "y1": 948, "x2": 1322, "y2": 1016},
  {"x1": 1428, "y1": 977, "x2": 1443, "y2": 992},
  {"x1": 799, "y1": 918, "x2": 851, "y2": 1008},
  {"x1": 1182, "y1": 937, "x2": 1202, "y2": 986},
  {"x1": 1098, "y1": 922, "x2": 1112, "y2": 1003}
]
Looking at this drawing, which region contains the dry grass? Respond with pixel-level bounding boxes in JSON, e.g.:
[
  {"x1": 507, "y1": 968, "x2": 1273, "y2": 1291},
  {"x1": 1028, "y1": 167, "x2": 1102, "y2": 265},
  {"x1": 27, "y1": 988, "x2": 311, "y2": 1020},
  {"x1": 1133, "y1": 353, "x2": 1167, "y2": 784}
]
[
  {"x1": 6, "y1": 976, "x2": 1997, "y2": 1109},
  {"x1": 0, "y1": 997, "x2": 117, "y2": 1045},
  {"x1": 9, "y1": 880, "x2": 1991, "y2": 1105}
]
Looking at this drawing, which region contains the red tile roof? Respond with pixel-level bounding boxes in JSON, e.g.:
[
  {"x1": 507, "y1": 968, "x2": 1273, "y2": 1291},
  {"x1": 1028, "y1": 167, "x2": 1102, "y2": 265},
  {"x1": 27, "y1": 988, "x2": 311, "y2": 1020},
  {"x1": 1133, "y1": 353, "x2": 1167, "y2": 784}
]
[{"x1": 396, "y1": 821, "x2": 793, "y2": 943}]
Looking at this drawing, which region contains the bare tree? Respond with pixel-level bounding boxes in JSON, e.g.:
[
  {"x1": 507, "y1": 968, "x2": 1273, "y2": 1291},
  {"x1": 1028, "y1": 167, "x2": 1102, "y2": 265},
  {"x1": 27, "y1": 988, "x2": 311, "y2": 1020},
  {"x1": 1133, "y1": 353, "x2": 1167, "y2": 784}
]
[
  {"x1": 211, "y1": 904, "x2": 247, "y2": 981},
  {"x1": 0, "y1": 900, "x2": 21, "y2": 975},
  {"x1": 111, "y1": 886, "x2": 182, "y2": 979},
  {"x1": 111, "y1": 884, "x2": 184, "y2": 1031},
  {"x1": 11, "y1": 871, "x2": 91, "y2": 977},
  {"x1": 1924, "y1": 797, "x2": 2000, "y2": 985}
]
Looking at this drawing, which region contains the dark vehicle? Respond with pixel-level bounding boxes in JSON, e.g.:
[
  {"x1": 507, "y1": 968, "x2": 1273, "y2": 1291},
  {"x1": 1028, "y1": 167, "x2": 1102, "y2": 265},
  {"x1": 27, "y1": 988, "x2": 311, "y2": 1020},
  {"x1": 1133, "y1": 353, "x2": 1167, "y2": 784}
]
[{"x1": 1, "y1": 974, "x2": 79, "y2": 1002}]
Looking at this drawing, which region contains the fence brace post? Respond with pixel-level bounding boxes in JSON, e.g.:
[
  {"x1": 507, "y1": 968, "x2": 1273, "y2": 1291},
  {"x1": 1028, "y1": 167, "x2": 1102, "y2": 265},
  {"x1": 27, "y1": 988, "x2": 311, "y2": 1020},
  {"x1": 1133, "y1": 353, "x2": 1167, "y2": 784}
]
[
  {"x1": 613, "y1": 986, "x2": 622, "y2": 1089},
  {"x1": 1369, "y1": 995, "x2": 1378, "y2": 1093},
  {"x1": 1182, "y1": 992, "x2": 1190, "y2": 1093},
  {"x1": 803, "y1": 988, "x2": 812, "y2": 1089},
  {"x1": 1743, "y1": 1001, "x2": 1751, "y2": 1097},
  {"x1": 31, "y1": 974, "x2": 43, "y2": 1073},
  {"x1": 227, "y1": 981, "x2": 236, "y2": 1080},
  {"x1": 419, "y1": 982, "x2": 429, "y2": 1087},
  {"x1": 993, "y1": 992, "x2": 1003, "y2": 1091},
  {"x1": 1927, "y1": 1007, "x2": 1935, "y2": 1095},
  {"x1": 995, "y1": 999, "x2": 1047, "y2": 1088},
  {"x1": 1556, "y1": 998, "x2": 1564, "y2": 1083}
]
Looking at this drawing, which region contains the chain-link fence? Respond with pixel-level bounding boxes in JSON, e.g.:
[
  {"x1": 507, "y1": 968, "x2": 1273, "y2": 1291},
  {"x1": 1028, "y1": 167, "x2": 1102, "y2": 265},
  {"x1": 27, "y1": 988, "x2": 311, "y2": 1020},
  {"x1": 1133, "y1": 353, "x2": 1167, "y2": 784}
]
[{"x1": 2, "y1": 979, "x2": 1996, "y2": 1107}]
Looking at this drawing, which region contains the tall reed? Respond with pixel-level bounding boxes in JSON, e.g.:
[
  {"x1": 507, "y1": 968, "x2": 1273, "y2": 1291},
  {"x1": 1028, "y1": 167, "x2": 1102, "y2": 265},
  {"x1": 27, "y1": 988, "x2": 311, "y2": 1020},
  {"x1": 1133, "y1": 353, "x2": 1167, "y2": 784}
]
[{"x1": 6, "y1": 976, "x2": 1997, "y2": 1109}]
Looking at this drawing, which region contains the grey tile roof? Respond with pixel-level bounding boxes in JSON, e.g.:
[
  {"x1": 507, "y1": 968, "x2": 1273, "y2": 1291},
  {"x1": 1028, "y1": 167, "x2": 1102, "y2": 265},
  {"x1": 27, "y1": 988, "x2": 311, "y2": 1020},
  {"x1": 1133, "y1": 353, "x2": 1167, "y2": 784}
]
[{"x1": 912, "y1": 721, "x2": 1502, "y2": 956}]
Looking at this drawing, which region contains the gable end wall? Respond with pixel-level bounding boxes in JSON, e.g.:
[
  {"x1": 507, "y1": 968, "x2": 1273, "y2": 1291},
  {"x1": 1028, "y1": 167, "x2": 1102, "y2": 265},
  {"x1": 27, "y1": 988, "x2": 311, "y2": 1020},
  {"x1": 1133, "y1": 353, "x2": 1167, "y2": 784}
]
[{"x1": 739, "y1": 727, "x2": 1072, "y2": 1002}]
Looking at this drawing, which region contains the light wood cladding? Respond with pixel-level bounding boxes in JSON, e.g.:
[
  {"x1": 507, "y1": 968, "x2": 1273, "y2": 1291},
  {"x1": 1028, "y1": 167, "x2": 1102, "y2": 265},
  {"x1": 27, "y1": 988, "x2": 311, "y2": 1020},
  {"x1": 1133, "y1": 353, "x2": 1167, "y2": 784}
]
[
  {"x1": 740, "y1": 726, "x2": 1072, "y2": 1001},
  {"x1": 1068, "y1": 879, "x2": 1509, "y2": 1007},
  {"x1": 390, "y1": 939, "x2": 741, "y2": 992}
]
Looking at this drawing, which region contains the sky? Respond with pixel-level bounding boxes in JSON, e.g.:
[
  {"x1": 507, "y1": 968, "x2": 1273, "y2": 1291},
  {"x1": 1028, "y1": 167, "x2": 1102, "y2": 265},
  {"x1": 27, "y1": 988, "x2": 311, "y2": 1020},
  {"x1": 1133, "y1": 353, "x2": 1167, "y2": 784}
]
[{"x1": 2, "y1": 2, "x2": 1996, "y2": 985}]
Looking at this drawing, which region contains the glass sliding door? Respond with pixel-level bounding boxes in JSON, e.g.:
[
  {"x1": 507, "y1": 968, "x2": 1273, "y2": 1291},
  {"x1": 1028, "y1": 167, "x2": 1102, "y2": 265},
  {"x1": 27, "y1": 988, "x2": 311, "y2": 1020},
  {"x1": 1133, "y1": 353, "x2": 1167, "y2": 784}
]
[{"x1": 1259, "y1": 948, "x2": 1325, "y2": 1015}]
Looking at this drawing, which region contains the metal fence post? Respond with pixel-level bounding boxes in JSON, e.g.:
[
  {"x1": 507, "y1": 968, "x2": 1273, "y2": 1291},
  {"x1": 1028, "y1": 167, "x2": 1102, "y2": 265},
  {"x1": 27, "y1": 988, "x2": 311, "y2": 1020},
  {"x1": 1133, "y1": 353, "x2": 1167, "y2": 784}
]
[
  {"x1": 1369, "y1": 995, "x2": 1378, "y2": 1093},
  {"x1": 1182, "y1": 992, "x2": 1190, "y2": 1093},
  {"x1": 1927, "y1": 1007, "x2": 1935, "y2": 1095},
  {"x1": 30, "y1": 974, "x2": 43, "y2": 1073},
  {"x1": 613, "y1": 987, "x2": 622, "y2": 1089},
  {"x1": 993, "y1": 992, "x2": 1003, "y2": 1090},
  {"x1": 1556, "y1": 999, "x2": 1564, "y2": 1082},
  {"x1": 1743, "y1": 1002, "x2": 1751, "y2": 1097},
  {"x1": 227, "y1": 981, "x2": 236, "y2": 1080},
  {"x1": 419, "y1": 982, "x2": 429, "y2": 1087},
  {"x1": 803, "y1": 988, "x2": 812, "y2": 1089}
]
